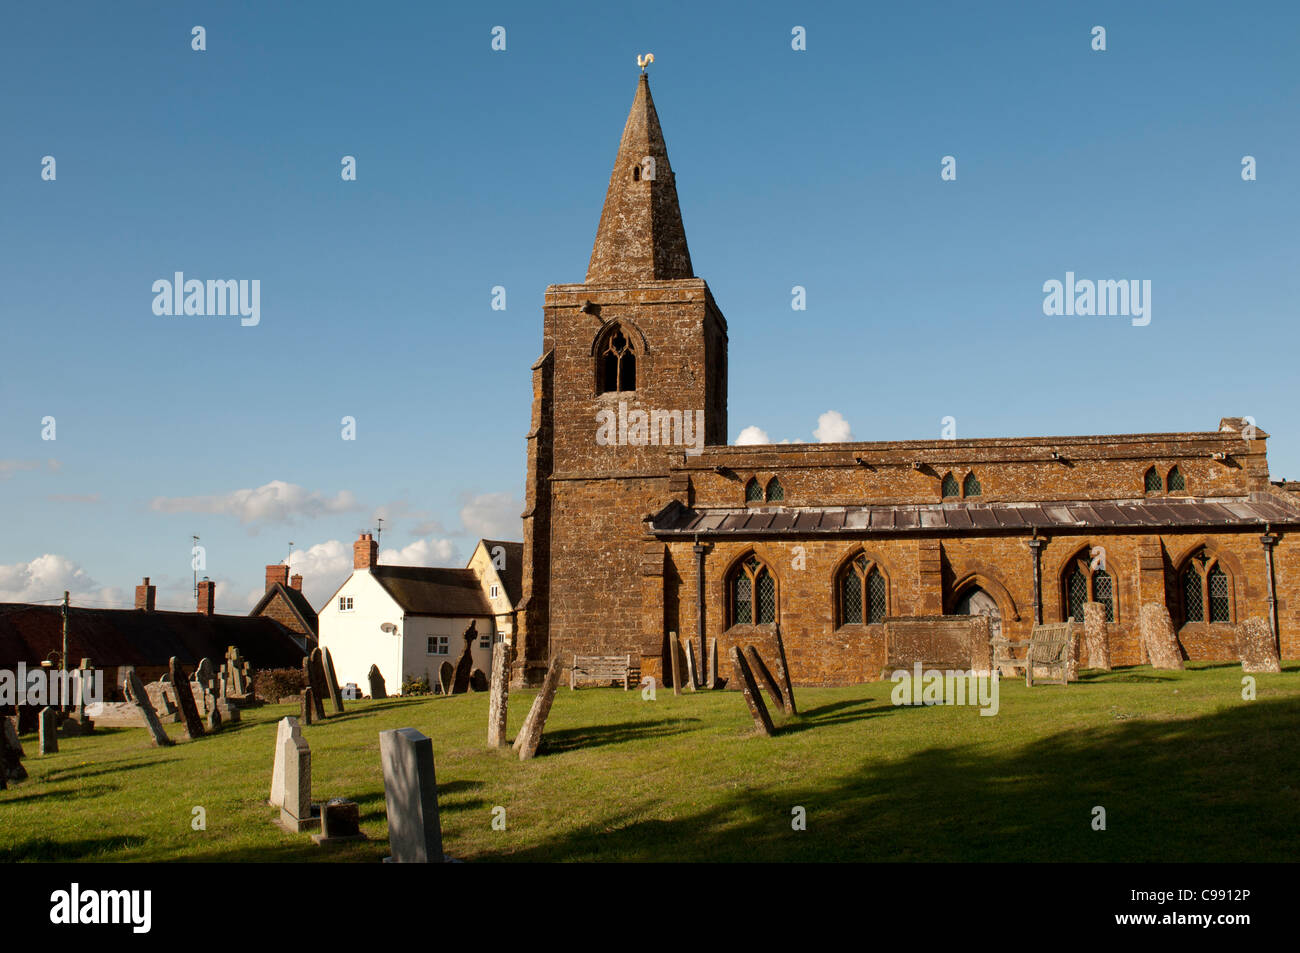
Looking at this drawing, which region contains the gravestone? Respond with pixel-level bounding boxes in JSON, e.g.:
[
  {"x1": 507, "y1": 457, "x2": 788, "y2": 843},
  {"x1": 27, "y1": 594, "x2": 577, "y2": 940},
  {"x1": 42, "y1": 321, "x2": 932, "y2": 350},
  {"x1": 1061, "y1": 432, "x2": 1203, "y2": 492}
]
[
  {"x1": 195, "y1": 658, "x2": 216, "y2": 695},
  {"x1": 368, "y1": 664, "x2": 387, "y2": 699},
  {"x1": 269, "y1": 716, "x2": 303, "y2": 808},
  {"x1": 513, "y1": 656, "x2": 563, "y2": 761},
  {"x1": 380, "y1": 727, "x2": 444, "y2": 862},
  {"x1": 707, "y1": 637, "x2": 718, "y2": 689},
  {"x1": 206, "y1": 706, "x2": 221, "y2": 732},
  {"x1": 303, "y1": 657, "x2": 326, "y2": 720},
  {"x1": 469, "y1": 669, "x2": 488, "y2": 692},
  {"x1": 669, "y1": 631, "x2": 683, "y2": 696},
  {"x1": 306, "y1": 650, "x2": 331, "y2": 718},
  {"x1": 124, "y1": 669, "x2": 173, "y2": 747},
  {"x1": 729, "y1": 647, "x2": 775, "y2": 737},
  {"x1": 772, "y1": 625, "x2": 798, "y2": 715},
  {"x1": 451, "y1": 622, "x2": 477, "y2": 694},
  {"x1": 684, "y1": 641, "x2": 699, "y2": 692},
  {"x1": 322, "y1": 647, "x2": 345, "y2": 714},
  {"x1": 63, "y1": 659, "x2": 96, "y2": 734},
  {"x1": 5, "y1": 716, "x2": 24, "y2": 757},
  {"x1": 487, "y1": 641, "x2": 510, "y2": 748},
  {"x1": 301, "y1": 688, "x2": 315, "y2": 726},
  {"x1": 1139, "y1": 603, "x2": 1185, "y2": 670},
  {"x1": 438, "y1": 662, "x2": 454, "y2": 696},
  {"x1": 241, "y1": 661, "x2": 256, "y2": 699},
  {"x1": 2, "y1": 715, "x2": 27, "y2": 782},
  {"x1": 1082, "y1": 602, "x2": 1112, "y2": 671},
  {"x1": 168, "y1": 657, "x2": 206, "y2": 739},
  {"x1": 312, "y1": 798, "x2": 364, "y2": 846},
  {"x1": 276, "y1": 732, "x2": 318, "y2": 833},
  {"x1": 39, "y1": 706, "x2": 58, "y2": 755},
  {"x1": 1238, "y1": 617, "x2": 1281, "y2": 674},
  {"x1": 744, "y1": 645, "x2": 785, "y2": 712}
]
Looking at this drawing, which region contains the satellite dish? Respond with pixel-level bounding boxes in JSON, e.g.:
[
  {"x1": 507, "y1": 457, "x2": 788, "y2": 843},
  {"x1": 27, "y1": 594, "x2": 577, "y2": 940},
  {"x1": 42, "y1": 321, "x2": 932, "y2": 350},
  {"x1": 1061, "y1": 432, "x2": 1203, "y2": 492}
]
[{"x1": 380, "y1": 622, "x2": 398, "y2": 634}]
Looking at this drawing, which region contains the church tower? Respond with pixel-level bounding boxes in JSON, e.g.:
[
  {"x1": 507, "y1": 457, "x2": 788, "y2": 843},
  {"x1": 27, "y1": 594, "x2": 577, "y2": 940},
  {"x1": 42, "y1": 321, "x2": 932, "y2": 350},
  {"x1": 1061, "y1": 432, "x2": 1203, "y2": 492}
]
[{"x1": 514, "y1": 72, "x2": 728, "y2": 684}]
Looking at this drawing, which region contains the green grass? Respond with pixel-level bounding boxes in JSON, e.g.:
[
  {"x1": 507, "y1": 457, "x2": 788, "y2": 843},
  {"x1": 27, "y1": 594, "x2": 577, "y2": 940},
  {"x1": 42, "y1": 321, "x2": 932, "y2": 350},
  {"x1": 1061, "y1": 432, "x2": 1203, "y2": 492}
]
[{"x1": 4, "y1": 663, "x2": 1299, "y2": 862}]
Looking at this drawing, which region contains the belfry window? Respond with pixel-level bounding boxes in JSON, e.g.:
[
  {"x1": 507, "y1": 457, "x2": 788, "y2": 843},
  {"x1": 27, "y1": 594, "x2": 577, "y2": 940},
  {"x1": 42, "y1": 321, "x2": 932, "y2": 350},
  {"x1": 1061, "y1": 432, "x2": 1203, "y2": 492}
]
[
  {"x1": 598, "y1": 326, "x2": 636, "y2": 393},
  {"x1": 839, "y1": 553, "x2": 888, "y2": 625},
  {"x1": 1181, "y1": 551, "x2": 1231, "y2": 624},
  {"x1": 730, "y1": 554, "x2": 777, "y2": 626}
]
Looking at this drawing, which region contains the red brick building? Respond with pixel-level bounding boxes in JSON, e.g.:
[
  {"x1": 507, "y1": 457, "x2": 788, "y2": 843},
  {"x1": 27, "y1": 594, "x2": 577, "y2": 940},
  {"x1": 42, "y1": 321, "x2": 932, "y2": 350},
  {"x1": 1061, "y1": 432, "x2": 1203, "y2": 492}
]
[{"x1": 513, "y1": 74, "x2": 1300, "y2": 686}]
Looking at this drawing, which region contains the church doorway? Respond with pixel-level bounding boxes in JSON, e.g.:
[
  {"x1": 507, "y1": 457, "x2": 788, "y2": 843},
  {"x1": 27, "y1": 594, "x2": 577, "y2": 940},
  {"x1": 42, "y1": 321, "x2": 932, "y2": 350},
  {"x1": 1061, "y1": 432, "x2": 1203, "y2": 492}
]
[{"x1": 952, "y1": 586, "x2": 1002, "y2": 640}]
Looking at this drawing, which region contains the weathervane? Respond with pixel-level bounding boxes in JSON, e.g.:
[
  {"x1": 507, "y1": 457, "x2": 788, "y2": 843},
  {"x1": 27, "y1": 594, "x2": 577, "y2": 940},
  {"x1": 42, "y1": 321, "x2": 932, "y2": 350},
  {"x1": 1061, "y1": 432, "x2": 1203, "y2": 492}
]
[{"x1": 637, "y1": 53, "x2": 654, "y2": 72}]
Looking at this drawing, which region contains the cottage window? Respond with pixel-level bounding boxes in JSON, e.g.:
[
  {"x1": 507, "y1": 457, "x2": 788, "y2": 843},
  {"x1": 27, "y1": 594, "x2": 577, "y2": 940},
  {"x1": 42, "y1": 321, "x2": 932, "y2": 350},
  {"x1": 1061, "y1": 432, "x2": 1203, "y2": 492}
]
[
  {"x1": 427, "y1": 635, "x2": 449, "y2": 655},
  {"x1": 339, "y1": 596, "x2": 354, "y2": 611}
]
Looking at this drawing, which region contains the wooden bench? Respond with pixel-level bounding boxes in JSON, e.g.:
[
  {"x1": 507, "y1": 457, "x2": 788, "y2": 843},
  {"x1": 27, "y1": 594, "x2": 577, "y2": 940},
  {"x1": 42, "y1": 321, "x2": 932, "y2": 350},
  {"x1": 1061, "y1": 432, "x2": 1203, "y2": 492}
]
[
  {"x1": 570, "y1": 654, "x2": 635, "y2": 690},
  {"x1": 993, "y1": 623, "x2": 1076, "y2": 687}
]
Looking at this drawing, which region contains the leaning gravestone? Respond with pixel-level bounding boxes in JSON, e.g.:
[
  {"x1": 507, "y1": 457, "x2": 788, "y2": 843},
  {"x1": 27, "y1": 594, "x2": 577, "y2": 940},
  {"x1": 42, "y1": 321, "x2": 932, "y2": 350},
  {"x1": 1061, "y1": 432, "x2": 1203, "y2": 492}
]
[
  {"x1": 39, "y1": 706, "x2": 58, "y2": 755},
  {"x1": 513, "y1": 656, "x2": 563, "y2": 761},
  {"x1": 368, "y1": 664, "x2": 387, "y2": 700},
  {"x1": 451, "y1": 622, "x2": 477, "y2": 695},
  {"x1": 487, "y1": 642, "x2": 510, "y2": 748},
  {"x1": 684, "y1": 641, "x2": 699, "y2": 692},
  {"x1": 707, "y1": 637, "x2": 718, "y2": 689},
  {"x1": 168, "y1": 657, "x2": 206, "y2": 739},
  {"x1": 322, "y1": 647, "x2": 345, "y2": 714},
  {"x1": 1238, "y1": 617, "x2": 1281, "y2": 674},
  {"x1": 744, "y1": 645, "x2": 785, "y2": 713},
  {"x1": 438, "y1": 662, "x2": 454, "y2": 696},
  {"x1": 124, "y1": 669, "x2": 173, "y2": 747},
  {"x1": 307, "y1": 650, "x2": 331, "y2": 718},
  {"x1": 729, "y1": 647, "x2": 775, "y2": 737},
  {"x1": 276, "y1": 732, "x2": 318, "y2": 833},
  {"x1": 772, "y1": 625, "x2": 798, "y2": 715},
  {"x1": 1082, "y1": 602, "x2": 1112, "y2": 671},
  {"x1": 269, "y1": 716, "x2": 303, "y2": 808},
  {"x1": 2, "y1": 716, "x2": 27, "y2": 782},
  {"x1": 669, "y1": 631, "x2": 683, "y2": 696},
  {"x1": 380, "y1": 727, "x2": 444, "y2": 862},
  {"x1": 1139, "y1": 603, "x2": 1185, "y2": 670}
]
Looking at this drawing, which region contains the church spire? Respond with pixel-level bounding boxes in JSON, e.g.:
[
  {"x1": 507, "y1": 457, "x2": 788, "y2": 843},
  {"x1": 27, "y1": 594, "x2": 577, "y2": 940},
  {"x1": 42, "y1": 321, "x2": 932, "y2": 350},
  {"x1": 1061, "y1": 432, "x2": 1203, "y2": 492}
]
[{"x1": 587, "y1": 73, "x2": 694, "y2": 283}]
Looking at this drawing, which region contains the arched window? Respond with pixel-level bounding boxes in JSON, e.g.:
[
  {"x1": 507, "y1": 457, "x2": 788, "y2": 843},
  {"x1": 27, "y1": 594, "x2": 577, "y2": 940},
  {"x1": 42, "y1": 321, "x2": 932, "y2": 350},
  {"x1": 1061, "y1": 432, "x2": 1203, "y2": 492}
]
[
  {"x1": 765, "y1": 477, "x2": 784, "y2": 502},
  {"x1": 744, "y1": 478, "x2": 762, "y2": 503},
  {"x1": 597, "y1": 326, "x2": 636, "y2": 393},
  {"x1": 729, "y1": 554, "x2": 777, "y2": 626},
  {"x1": 1144, "y1": 467, "x2": 1162, "y2": 494},
  {"x1": 941, "y1": 472, "x2": 959, "y2": 498},
  {"x1": 839, "y1": 553, "x2": 887, "y2": 625},
  {"x1": 1181, "y1": 551, "x2": 1231, "y2": 623},
  {"x1": 1167, "y1": 466, "x2": 1186, "y2": 492},
  {"x1": 1064, "y1": 548, "x2": 1115, "y2": 622},
  {"x1": 963, "y1": 472, "x2": 982, "y2": 497}
]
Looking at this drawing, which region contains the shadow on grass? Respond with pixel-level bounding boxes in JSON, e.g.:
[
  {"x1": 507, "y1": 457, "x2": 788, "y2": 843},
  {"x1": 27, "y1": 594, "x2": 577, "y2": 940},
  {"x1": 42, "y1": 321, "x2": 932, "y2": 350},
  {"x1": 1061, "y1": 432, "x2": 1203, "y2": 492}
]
[
  {"x1": 0, "y1": 783, "x2": 119, "y2": 806},
  {"x1": 4, "y1": 835, "x2": 148, "y2": 861},
  {"x1": 473, "y1": 695, "x2": 1300, "y2": 863},
  {"x1": 539, "y1": 718, "x2": 702, "y2": 754}
]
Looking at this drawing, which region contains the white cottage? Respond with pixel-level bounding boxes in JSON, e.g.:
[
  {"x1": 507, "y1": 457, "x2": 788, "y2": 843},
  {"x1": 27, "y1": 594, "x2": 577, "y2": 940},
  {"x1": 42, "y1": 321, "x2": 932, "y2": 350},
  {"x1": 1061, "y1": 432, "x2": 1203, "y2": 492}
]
[{"x1": 319, "y1": 533, "x2": 521, "y2": 695}]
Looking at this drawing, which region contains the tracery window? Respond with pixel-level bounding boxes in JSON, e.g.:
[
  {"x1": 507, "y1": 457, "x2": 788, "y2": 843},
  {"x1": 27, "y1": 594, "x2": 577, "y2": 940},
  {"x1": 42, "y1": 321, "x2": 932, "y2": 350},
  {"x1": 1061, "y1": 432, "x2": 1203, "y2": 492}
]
[
  {"x1": 730, "y1": 554, "x2": 777, "y2": 626},
  {"x1": 597, "y1": 326, "x2": 636, "y2": 393},
  {"x1": 839, "y1": 553, "x2": 888, "y2": 625},
  {"x1": 765, "y1": 477, "x2": 784, "y2": 502},
  {"x1": 1181, "y1": 551, "x2": 1231, "y2": 624},
  {"x1": 1064, "y1": 549, "x2": 1115, "y2": 623}
]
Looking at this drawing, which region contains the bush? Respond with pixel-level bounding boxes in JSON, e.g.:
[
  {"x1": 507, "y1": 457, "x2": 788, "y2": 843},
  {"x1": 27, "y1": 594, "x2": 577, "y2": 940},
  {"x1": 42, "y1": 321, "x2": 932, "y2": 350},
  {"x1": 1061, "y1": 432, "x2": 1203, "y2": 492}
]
[
  {"x1": 401, "y1": 674, "x2": 431, "y2": 696},
  {"x1": 255, "y1": 668, "x2": 306, "y2": 701}
]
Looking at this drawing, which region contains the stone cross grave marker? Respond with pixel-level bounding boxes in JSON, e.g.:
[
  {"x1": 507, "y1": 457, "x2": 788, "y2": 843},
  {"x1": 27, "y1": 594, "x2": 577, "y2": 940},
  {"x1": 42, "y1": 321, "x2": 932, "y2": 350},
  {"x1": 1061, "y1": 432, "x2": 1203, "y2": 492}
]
[
  {"x1": 729, "y1": 647, "x2": 775, "y2": 737},
  {"x1": 124, "y1": 669, "x2": 173, "y2": 747},
  {"x1": 513, "y1": 655, "x2": 563, "y2": 761},
  {"x1": 451, "y1": 621, "x2": 477, "y2": 694},
  {"x1": 380, "y1": 727, "x2": 443, "y2": 862},
  {"x1": 168, "y1": 657, "x2": 206, "y2": 739},
  {"x1": 487, "y1": 640, "x2": 510, "y2": 748},
  {"x1": 368, "y1": 664, "x2": 387, "y2": 699},
  {"x1": 39, "y1": 706, "x2": 58, "y2": 755}
]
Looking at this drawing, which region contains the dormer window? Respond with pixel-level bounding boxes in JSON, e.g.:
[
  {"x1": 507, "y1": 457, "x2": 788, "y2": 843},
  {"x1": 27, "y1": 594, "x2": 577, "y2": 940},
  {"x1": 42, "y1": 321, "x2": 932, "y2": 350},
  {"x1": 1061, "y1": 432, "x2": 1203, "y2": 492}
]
[{"x1": 598, "y1": 325, "x2": 637, "y2": 393}]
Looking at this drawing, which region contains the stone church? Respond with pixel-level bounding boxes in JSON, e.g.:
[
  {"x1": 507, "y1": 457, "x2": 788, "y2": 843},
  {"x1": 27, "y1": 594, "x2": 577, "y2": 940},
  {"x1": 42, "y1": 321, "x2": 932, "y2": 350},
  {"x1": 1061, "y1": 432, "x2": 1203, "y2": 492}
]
[{"x1": 513, "y1": 73, "x2": 1300, "y2": 687}]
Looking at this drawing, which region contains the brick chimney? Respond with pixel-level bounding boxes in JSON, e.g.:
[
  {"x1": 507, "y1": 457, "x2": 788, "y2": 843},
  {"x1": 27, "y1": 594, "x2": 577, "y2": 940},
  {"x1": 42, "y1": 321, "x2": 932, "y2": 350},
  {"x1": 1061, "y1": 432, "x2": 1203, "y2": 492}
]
[
  {"x1": 354, "y1": 532, "x2": 378, "y2": 570},
  {"x1": 134, "y1": 577, "x2": 156, "y2": 612},
  {"x1": 197, "y1": 579, "x2": 216, "y2": 616},
  {"x1": 265, "y1": 563, "x2": 289, "y2": 592},
  {"x1": 290, "y1": 573, "x2": 303, "y2": 591}
]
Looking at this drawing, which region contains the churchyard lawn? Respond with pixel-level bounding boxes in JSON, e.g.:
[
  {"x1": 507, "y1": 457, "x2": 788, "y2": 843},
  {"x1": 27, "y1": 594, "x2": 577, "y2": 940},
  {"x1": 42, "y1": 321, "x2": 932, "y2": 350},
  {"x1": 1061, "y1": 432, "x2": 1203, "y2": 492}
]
[{"x1": 3, "y1": 662, "x2": 1298, "y2": 862}]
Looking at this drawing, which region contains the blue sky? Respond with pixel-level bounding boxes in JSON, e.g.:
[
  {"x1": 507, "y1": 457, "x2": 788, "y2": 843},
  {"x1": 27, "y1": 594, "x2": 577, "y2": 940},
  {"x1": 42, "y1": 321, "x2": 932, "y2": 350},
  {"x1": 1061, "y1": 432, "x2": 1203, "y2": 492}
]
[{"x1": 2, "y1": 1, "x2": 1297, "y2": 612}]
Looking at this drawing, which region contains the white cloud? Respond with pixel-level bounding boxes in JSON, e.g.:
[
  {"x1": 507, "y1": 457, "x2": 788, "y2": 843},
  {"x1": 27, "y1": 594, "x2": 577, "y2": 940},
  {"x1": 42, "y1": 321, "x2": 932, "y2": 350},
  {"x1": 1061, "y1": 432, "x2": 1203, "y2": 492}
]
[
  {"x1": 150, "y1": 480, "x2": 361, "y2": 525},
  {"x1": 813, "y1": 410, "x2": 854, "y2": 443},
  {"x1": 735, "y1": 426, "x2": 770, "y2": 445},
  {"x1": 459, "y1": 492, "x2": 522, "y2": 541},
  {"x1": 0, "y1": 553, "x2": 123, "y2": 606},
  {"x1": 286, "y1": 540, "x2": 353, "y2": 608},
  {"x1": 381, "y1": 537, "x2": 458, "y2": 567}
]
